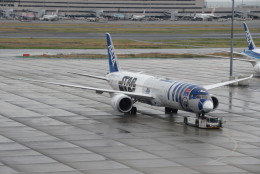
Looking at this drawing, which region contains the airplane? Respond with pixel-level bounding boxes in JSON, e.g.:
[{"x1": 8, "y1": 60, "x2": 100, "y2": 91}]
[
  {"x1": 163, "y1": 10, "x2": 194, "y2": 21},
  {"x1": 204, "y1": 23, "x2": 260, "y2": 74},
  {"x1": 113, "y1": 13, "x2": 125, "y2": 20},
  {"x1": 20, "y1": 33, "x2": 253, "y2": 118},
  {"x1": 230, "y1": 23, "x2": 260, "y2": 73},
  {"x1": 241, "y1": 23, "x2": 260, "y2": 59},
  {"x1": 89, "y1": 9, "x2": 103, "y2": 18},
  {"x1": 131, "y1": 10, "x2": 146, "y2": 21},
  {"x1": 40, "y1": 9, "x2": 59, "y2": 21},
  {"x1": 193, "y1": 8, "x2": 215, "y2": 21}
]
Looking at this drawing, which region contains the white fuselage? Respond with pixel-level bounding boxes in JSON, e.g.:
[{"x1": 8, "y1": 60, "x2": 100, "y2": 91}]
[
  {"x1": 41, "y1": 14, "x2": 58, "y2": 21},
  {"x1": 132, "y1": 15, "x2": 145, "y2": 20},
  {"x1": 107, "y1": 71, "x2": 214, "y2": 114},
  {"x1": 194, "y1": 13, "x2": 214, "y2": 20},
  {"x1": 243, "y1": 49, "x2": 260, "y2": 73}
]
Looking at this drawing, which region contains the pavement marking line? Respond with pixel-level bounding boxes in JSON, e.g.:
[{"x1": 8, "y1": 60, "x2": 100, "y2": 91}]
[{"x1": 188, "y1": 130, "x2": 240, "y2": 170}]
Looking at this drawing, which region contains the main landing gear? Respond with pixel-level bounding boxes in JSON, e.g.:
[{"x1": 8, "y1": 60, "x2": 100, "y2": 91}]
[
  {"x1": 165, "y1": 107, "x2": 178, "y2": 114},
  {"x1": 126, "y1": 106, "x2": 137, "y2": 115}
]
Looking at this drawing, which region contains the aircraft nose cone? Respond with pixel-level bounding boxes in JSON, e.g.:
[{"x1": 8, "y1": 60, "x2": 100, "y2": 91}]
[{"x1": 203, "y1": 100, "x2": 214, "y2": 112}]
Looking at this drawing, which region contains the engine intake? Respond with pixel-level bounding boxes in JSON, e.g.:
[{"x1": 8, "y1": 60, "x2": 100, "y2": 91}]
[
  {"x1": 211, "y1": 95, "x2": 219, "y2": 110},
  {"x1": 111, "y1": 94, "x2": 133, "y2": 113}
]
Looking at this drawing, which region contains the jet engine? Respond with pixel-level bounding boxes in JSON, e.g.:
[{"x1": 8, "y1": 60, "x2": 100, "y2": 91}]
[
  {"x1": 111, "y1": 94, "x2": 133, "y2": 113},
  {"x1": 210, "y1": 95, "x2": 219, "y2": 110},
  {"x1": 253, "y1": 63, "x2": 260, "y2": 74}
]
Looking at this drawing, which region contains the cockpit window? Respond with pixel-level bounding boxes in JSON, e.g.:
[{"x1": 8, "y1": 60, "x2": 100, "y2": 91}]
[
  {"x1": 189, "y1": 87, "x2": 209, "y2": 100},
  {"x1": 196, "y1": 94, "x2": 208, "y2": 99}
]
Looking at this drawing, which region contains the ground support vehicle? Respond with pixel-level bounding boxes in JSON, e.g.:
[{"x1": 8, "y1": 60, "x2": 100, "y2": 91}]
[{"x1": 184, "y1": 115, "x2": 222, "y2": 128}]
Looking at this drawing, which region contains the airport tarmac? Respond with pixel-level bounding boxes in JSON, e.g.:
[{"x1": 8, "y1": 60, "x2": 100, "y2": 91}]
[{"x1": 0, "y1": 52, "x2": 260, "y2": 174}]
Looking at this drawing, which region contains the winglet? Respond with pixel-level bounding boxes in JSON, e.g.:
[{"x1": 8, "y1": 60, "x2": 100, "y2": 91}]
[
  {"x1": 106, "y1": 33, "x2": 120, "y2": 73},
  {"x1": 243, "y1": 23, "x2": 256, "y2": 50}
]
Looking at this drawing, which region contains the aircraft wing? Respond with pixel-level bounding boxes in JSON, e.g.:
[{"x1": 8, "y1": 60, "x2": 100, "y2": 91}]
[
  {"x1": 68, "y1": 72, "x2": 107, "y2": 80},
  {"x1": 202, "y1": 54, "x2": 257, "y2": 63},
  {"x1": 203, "y1": 74, "x2": 253, "y2": 90},
  {"x1": 19, "y1": 78, "x2": 154, "y2": 100},
  {"x1": 213, "y1": 49, "x2": 248, "y2": 57}
]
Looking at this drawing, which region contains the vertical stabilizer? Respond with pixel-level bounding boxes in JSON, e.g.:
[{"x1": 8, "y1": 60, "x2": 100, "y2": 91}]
[
  {"x1": 53, "y1": 9, "x2": 59, "y2": 15},
  {"x1": 243, "y1": 23, "x2": 256, "y2": 50},
  {"x1": 211, "y1": 8, "x2": 215, "y2": 15},
  {"x1": 106, "y1": 33, "x2": 120, "y2": 73}
]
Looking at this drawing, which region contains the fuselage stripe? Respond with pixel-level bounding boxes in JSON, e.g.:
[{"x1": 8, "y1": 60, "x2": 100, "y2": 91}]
[
  {"x1": 172, "y1": 82, "x2": 182, "y2": 102},
  {"x1": 179, "y1": 84, "x2": 190, "y2": 110},
  {"x1": 175, "y1": 83, "x2": 187, "y2": 102},
  {"x1": 167, "y1": 82, "x2": 177, "y2": 100},
  {"x1": 244, "y1": 50, "x2": 260, "y2": 59}
]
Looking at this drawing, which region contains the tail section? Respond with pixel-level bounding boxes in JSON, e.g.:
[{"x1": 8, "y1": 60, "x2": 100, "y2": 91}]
[
  {"x1": 54, "y1": 9, "x2": 59, "y2": 15},
  {"x1": 106, "y1": 33, "x2": 120, "y2": 73},
  {"x1": 211, "y1": 8, "x2": 215, "y2": 15},
  {"x1": 243, "y1": 22, "x2": 256, "y2": 50}
]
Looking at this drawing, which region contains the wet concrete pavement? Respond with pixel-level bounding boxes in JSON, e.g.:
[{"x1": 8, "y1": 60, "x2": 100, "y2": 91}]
[{"x1": 0, "y1": 54, "x2": 259, "y2": 174}]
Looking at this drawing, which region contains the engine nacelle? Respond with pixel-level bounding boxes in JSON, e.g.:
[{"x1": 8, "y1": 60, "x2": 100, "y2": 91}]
[
  {"x1": 210, "y1": 95, "x2": 219, "y2": 111},
  {"x1": 111, "y1": 94, "x2": 133, "y2": 113},
  {"x1": 253, "y1": 63, "x2": 260, "y2": 74}
]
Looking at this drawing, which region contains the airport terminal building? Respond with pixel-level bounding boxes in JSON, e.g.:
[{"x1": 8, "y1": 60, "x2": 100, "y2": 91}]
[
  {"x1": 1, "y1": 0, "x2": 260, "y2": 19},
  {"x1": 0, "y1": 0, "x2": 205, "y2": 18}
]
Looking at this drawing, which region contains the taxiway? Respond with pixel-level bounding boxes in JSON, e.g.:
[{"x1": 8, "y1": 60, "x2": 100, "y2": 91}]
[{"x1": 0, "y1": 53, "x2": 260, "y2": 174}]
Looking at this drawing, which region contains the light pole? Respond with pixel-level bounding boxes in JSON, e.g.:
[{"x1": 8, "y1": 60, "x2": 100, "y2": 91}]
[
  {"x1": 150, "y1": 0, "x2": 151, "y2": 18},
  {"x1": 230, "y1": 0, "x2": 235, "y2": 77}
]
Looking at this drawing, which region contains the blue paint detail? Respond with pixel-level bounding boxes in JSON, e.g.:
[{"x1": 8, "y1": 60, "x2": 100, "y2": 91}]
[
  {"x1": 183, "y1": 85, "x2": 197, "y2": 96},
  {"x1": 167, "y1": 82, "x2": 177, "y2": 100},
  {"x1": 243, "y1": 23, "x2": 255, "y2": 50},
  {"x1": 172, "y1": 82, "x2": 182, "y2": 102},
  {"x1": 160, "y1": 79, "x2": 174, "y2": 83},
  {"x1": 198, "y1": 99, "x2": 207, "y2": 111},
  {"x1": 189, "y1": 87, "x2": 209, "y2": 100},
  {"x1": 106, "y1": 33, "x2": 119, "y2": 73},
  {"x1": 175, "y1": 83, "x2": 186, "y2": 102},
  {"x1": 179, "y1": 84, "x2": 190, "y2": 110},
  {"x1": 198, "y1": 102, "x2": 203, "y2": 110},
  {"x1": 243, "y1": 50, "x2": 260, "y2": 59},
  {"x1": 200, "y1": 99, "x2": 206, "y2": 103}
]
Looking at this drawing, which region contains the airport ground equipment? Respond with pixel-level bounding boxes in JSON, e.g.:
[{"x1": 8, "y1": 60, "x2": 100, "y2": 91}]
[{"x1": 184, "y1": 115, "x2": 222, "y2": 128}]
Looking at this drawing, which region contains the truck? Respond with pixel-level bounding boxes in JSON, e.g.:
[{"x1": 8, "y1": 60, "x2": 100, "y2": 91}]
[{"x1": 184, "y1": 115, "x2": 222, "y2": 128}]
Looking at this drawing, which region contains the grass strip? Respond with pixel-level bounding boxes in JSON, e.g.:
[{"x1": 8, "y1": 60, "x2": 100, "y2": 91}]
[
  {"x1": 1, "y1": 23, "x2": 260, "y2": 34},
  {"x1": 1, "y1": 38, "x2": 259, "y2": 49},
  {"x1": 28, "y1": 52, "x2": 241, "y2": 59}
]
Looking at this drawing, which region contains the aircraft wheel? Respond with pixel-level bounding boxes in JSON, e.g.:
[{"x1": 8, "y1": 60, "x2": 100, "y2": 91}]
[
  {"x1": 165, "y1": 107, "x2": 171, "y2": 113},
  {"x1": 130, "y1": 107, "x2": 137, "y2": 115},
  {"x1": 184, "y1": 117, "x2": 188, "y2": 125},
  {"x1": 171, "y1": 108, "x2": 178, "y2": 113},
  {"x1": 165, "y1": 107, "x2": 178, "y2": 114},
  {"x1": 195, "y1": 120, "x2": 199, "y2": 128}
]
